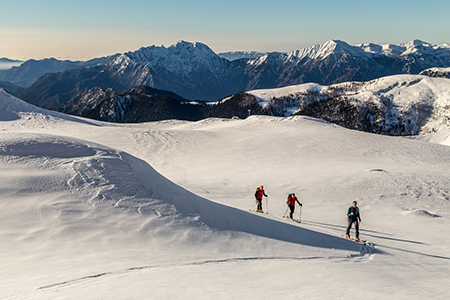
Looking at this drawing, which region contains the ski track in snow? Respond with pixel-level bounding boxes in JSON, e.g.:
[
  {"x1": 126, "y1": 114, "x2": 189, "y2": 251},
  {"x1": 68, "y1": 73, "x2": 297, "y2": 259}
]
[
  {"x1": 35, "y1": 255, "x2": 347, "y2": 291},
  {"x1": 35, "y1": 243, "x2": 377, "y2": 293}
]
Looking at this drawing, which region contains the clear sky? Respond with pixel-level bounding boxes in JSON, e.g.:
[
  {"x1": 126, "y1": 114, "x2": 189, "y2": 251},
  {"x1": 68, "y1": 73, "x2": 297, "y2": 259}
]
[{"x1": 1, "y1": 0, "x2": 449, "y2": 60}]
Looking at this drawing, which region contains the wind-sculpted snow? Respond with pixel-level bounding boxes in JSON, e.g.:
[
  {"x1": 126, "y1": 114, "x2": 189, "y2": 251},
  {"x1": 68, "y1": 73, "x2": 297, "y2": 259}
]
[{"x1": 0, "y1": 131, "x2": 365, "y2": 252}]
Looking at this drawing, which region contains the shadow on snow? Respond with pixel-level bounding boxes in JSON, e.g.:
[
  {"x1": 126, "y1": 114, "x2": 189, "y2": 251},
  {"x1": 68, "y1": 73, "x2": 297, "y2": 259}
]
[{"x1": 122, "y1": 152, "x2": 373, "y2": 253}]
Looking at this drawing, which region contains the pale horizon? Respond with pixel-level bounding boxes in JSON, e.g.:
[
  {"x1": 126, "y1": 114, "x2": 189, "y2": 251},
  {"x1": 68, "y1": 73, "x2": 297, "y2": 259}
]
[{"x1": 1, "y1": 0, "x2": 449, "y2": 61}]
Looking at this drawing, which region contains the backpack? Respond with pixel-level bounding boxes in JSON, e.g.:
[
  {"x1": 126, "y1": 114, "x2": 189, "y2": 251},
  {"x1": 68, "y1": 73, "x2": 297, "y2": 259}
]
[{"x1": 255, "y1": 188, "x2": 260, "y2": 200}]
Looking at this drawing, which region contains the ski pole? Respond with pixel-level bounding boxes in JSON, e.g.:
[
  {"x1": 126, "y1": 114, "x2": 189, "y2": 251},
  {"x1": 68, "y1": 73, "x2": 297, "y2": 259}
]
[
  {"x1": 283, "y1": 207, "x2": 288, "y2": 218},
  {"x1": 249, "y1": 200, "x2": 256, "y2": 211},
  {"x1": 298, "y1": 205, "x2": 302, "y2": 223},
  {"x1": 266, "y1": 196, "x2": 269, "y2": 214}
]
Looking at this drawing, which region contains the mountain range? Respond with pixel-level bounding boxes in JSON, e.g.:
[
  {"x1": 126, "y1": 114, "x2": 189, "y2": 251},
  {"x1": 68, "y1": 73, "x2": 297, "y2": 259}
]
[
  {"x1": 2, "y1": 39, "x2": 450, "y2": 108},
  {"x1": 0, "y1": 57, "x2": 23, "y2": 72},
  {"x1": 50, "y1": 73, "x2": 450, "y2": 136}
]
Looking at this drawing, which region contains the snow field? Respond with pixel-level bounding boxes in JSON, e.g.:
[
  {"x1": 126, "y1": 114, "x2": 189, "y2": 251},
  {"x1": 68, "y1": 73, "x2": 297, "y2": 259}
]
[{"x1": 0, "y1": 89, "x2": 449, "y2": 299}]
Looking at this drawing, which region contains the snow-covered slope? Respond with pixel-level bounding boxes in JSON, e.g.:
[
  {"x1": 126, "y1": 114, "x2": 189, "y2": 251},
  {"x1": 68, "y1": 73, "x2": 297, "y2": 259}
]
[
  {"x1": 248, "y1": 74, "x2": 450, "y2": 135},
  {"x1": 1, "y1": 89, "x2": 450, "y2": 299}
]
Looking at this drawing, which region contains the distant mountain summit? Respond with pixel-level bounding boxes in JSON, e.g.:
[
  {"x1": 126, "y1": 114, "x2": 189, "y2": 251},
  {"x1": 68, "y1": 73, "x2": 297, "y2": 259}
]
[
  {"x1": 100, "y1": 40, "x2": 234, "y2": 100},
  {"x1": 124, "y1": 41, "x2": 221, "y2": 70},
  {"x1": 286, "y1": 39, "x2": 367, "y2": 61},
  {"x1": 0, "y1": 58, "x2": 85, "y2": 87},
  {"x1": 0, "y1": 58, "x2": 23, "y2": 70}
]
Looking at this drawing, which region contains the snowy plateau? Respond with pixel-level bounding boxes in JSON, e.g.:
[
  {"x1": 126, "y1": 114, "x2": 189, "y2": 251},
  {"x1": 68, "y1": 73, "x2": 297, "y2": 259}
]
[{"x1": 1, "y1": 87, "x2": 450, "y2": 299}]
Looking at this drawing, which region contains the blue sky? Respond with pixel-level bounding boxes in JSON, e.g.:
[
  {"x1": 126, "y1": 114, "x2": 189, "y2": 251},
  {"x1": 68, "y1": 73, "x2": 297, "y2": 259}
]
[{"x1": 1, "y1": 0, "x2": 449, "y2": 60}]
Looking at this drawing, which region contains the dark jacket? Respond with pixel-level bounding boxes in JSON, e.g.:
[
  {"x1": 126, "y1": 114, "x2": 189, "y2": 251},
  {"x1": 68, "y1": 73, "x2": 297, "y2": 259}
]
[{"x1": 347, "y1": 206, "x2": 361, "y2": 221}]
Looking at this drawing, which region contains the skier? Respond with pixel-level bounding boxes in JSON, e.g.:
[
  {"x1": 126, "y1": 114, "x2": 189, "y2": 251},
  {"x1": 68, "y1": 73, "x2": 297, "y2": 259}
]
[
  {"x1": 286, "y1": 193, "x2": 302, "y2": 220},
  {"x1": 254, "y1": 185, "x2": 267, "y2": 212},
  {"x1": 346, "y1": 201, "x2": 361, "y2": 242}
]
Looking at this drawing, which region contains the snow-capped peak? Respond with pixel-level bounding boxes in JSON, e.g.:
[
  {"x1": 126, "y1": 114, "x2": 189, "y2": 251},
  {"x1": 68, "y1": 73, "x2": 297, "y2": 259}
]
[
  {"x1": 167, "y1": 40, "x2": 219, "y2": 61},
  {"x1": 107, "y1": 40, "x2": 226, "y2": 74},
  {"x1": 287, "y1": 39, "x2": 367, "y2": 61},
  {"x1": 172, "y1": 40, "x2": 213, "y2": 52},
  {"x1": 402, "y1": 39, "x2": 430, "y2": 49}
]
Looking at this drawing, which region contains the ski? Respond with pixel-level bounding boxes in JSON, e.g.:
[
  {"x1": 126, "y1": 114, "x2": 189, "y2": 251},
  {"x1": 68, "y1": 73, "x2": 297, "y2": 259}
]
[
  {"x1": 341, "y1": 235, "x2": 367, "y2": 245},
  {"x1": 281, "y1": 215, "x2": 301, "y2": 223}
]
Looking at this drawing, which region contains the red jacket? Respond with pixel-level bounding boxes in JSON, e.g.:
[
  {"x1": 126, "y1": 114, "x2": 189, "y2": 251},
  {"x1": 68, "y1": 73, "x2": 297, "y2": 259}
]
[
  {"x1": 255, "y1": 188, "x2": 266, "y2": 200},
  {"x1": 287, "y1": 195, "x2": 301, "y2": 207}
]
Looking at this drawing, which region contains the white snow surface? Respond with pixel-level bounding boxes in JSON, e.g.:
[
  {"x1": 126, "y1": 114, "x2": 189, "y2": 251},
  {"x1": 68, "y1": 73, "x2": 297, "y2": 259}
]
[{"x1": 1, "y1": 89, "x2": 450, "y2": 299}]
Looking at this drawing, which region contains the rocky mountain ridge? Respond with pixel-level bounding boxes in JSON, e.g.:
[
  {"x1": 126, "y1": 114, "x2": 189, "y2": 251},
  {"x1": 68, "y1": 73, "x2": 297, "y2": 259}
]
[
  {"x1": 3, "y1": 39, "x2": 450, "y2": 107},
  {"x1": 54, "y1": 85, "x2": 261, "y2": 123}
]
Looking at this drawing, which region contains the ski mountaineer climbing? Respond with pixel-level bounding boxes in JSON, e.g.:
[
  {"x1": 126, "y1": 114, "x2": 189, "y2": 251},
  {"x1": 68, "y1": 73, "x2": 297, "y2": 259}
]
[
  {"x1": 286, "y1": 193, "x2": 302, "y2": 220},
  {"x1": 346, "y1": 201, "x2": 362, "y2": 242},
  {"x1": 254, "y1": 185, "x2": 267, "y2": 212}
]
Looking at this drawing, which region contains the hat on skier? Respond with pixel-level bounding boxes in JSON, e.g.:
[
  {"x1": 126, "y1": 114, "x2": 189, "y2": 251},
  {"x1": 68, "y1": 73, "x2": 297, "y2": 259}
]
[{"x1": 260, "y1": 185, "x2": 264, "y2": 189}]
